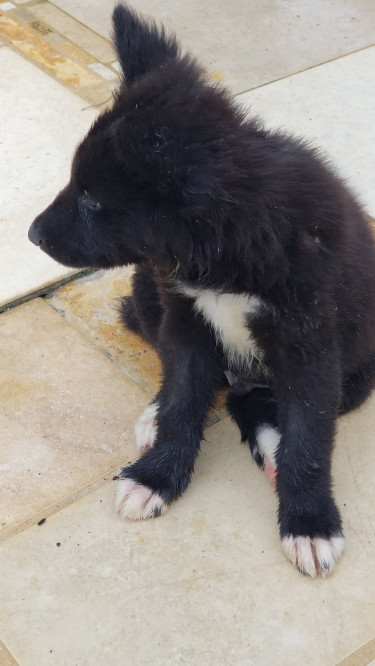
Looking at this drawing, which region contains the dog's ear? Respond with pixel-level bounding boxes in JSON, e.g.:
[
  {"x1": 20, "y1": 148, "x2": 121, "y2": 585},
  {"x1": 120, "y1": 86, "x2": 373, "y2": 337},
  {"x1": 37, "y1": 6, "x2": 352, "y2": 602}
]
[
  {"x1": 112, "y1": 4, "x2": 179, "y2": 87},
  {"x1": 112, "y1": 119, "x2": 215, "y2": 204}
]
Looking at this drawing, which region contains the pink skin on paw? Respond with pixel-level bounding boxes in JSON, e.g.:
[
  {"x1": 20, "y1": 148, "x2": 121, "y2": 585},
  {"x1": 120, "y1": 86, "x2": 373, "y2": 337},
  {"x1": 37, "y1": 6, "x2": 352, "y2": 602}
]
[
  {"x1": 264, "y1": 458, "x2": 277, "y2": 483},
  {"x1": 115, "y1": 478, "x2": 167, "y2": 521},
  {"x1": 282, "y1": 534, "x2": 345, "y2": 577},
  {"x1": 256, "y1": 426, "x2": 280, "y2": 484}
]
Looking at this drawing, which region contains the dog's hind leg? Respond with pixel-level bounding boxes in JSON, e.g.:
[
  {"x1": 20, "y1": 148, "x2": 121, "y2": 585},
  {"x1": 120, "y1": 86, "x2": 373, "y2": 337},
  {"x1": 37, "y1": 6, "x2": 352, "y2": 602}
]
[
  {"x1": 120, "y1": 265, "x2": 163, "y2": 347},
  {"x1": 227, "y1": 388, "x2": 280, "y2": 482}
]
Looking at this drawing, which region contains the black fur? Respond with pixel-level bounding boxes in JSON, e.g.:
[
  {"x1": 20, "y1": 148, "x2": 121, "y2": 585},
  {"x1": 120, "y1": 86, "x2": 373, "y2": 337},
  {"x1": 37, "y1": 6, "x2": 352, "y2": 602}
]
[{"x1": 29, "y1": 3, "x2": 375, "y2": 574}]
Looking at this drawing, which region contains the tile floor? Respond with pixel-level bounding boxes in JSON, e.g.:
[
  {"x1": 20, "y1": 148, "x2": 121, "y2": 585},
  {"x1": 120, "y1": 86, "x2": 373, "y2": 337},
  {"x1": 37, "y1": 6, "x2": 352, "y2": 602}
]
[{"x1": 1, "y1": 1, "x2": 375, "y2": 664}]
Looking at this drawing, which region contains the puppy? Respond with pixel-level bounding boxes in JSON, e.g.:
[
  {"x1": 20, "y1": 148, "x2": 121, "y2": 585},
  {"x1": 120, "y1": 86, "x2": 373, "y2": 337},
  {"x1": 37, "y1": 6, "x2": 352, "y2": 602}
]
[{"x1": 28, "y1": 3, "x2": 375, "y2": 577}]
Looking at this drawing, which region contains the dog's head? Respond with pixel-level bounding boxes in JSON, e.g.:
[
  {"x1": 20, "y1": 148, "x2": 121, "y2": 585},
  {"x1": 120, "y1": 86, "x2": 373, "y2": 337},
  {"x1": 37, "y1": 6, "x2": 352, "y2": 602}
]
[{"x1": 28, "y1": 3, "x2": 241, "y2": 273}]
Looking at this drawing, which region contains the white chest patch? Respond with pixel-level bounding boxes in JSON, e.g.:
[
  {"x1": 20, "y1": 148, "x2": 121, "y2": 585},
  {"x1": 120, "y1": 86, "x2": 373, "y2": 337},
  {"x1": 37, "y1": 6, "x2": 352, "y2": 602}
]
[{"x1": 176, "y1": 285, "x2": 265, "y2": 371}]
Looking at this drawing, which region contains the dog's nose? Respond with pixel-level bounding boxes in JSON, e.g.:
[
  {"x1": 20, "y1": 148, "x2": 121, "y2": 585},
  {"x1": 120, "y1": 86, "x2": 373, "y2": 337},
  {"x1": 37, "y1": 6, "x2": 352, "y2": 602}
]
[{"x1": 28, "y1": 220, "x2": 42, "y2": 246}]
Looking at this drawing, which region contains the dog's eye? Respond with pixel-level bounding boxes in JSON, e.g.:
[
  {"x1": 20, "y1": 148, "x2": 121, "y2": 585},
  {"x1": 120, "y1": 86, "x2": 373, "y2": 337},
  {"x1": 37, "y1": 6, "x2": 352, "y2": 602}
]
[{"x1": 83, "y1": 190, "x2": 102, "y2": 211}]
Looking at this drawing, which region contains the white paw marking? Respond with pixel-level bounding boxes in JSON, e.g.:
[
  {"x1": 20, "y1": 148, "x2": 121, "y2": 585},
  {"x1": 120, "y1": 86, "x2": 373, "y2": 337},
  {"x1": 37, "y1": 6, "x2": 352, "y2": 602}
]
[
  {"x1": 115, "y1": 478, "x2": 167, "y2": 520},
  {"x1": 255, "y1": 425, "x2": 281, "y2": 482},
  {"x1": 134, "y1": 402, "x2": 159, "y2": 451},
  {"x1": 282, "y1": 534, "x2": 345, "y2": 577}
]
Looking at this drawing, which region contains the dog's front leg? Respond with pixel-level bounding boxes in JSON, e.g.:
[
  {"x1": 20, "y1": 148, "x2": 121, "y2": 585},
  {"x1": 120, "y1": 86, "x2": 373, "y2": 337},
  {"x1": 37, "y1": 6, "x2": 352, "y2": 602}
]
[
  {"x1": 116, "y1": 299, "x2": 221, "y2": 520},
  {"x1": 274, "y1": 344, "x2": 345, "y2": 577}
]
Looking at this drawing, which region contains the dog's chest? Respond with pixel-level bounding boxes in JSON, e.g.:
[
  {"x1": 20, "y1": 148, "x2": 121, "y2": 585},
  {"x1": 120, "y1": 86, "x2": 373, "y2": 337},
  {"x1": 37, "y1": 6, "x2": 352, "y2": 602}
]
[{"x1": 176, "y1": 285, "x2": 264, "y2": 370}]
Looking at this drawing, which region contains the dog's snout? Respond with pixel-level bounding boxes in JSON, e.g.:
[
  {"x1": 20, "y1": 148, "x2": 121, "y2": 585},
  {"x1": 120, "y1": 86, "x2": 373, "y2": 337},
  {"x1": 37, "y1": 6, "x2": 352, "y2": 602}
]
[{"x1": 28, "y1": 220, "x2": 43, "y2": 246}]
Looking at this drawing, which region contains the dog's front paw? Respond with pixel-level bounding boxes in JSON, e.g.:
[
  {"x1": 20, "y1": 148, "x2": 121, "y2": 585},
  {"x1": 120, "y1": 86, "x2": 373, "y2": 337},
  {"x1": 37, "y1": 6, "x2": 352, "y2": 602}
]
[
  {"x1": 281, "y1": 533, "x2": 344, "y2": 577},
  {"x1": 134, "y1": 402, "x2": 159, "y2": 451},
  {"x1": 115, "y1": 478, "x2": 167, "y2": 520}
]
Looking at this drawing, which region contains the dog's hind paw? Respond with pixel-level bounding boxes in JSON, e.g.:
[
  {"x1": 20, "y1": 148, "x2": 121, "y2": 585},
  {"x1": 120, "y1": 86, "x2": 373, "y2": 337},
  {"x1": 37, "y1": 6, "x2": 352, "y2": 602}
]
[
  {"x1": 281, "y1": 534, "x2": 345, "y2": 577},
  {"x1": 254, "y1": 425, "x2": 281, "y2": 483},
  {"x1": 115, "y1": 478, "x2": 167, "y2": 520},
  {"x1": 135, "y1": 402, "x2": 159, "y2": 451}
]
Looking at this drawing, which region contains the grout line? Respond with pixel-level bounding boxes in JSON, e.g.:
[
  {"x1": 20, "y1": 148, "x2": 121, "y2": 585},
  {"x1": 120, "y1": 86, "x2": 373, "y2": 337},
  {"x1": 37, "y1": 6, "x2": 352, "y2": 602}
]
[
  {"x1": 335, "y1": 637, "x2": 375, "y2": 666},
  {"x1": 234, "y1": 42, "x2": 375, "y2": 98},
  {"x1": 29, "y1": 0, "x2": 115, "y2": 61},
  {"x1": 2, "y1": 2, "x2": 374, "y2": 105},
  {"x1": 0, "y1": 269, "x2": 96, "y2": 314},
  {"x1": 0, "y1": 640, "x2": 19, "y2": 666},
  {"x1": 0, "y1": 468, "x2": 122, "y2": 544},
  {"x1": 0, "y1": 4, "x2": 118, "y2": 102},
  {"x1": 42, "y1": 284, "x2": 227, "y2": 421},
  {"x1": 0, "y1": 403, "x2": 229, "y2": 545},
  {"x1": 41, "y1": 293, "x2": 157, "y2": 399}
]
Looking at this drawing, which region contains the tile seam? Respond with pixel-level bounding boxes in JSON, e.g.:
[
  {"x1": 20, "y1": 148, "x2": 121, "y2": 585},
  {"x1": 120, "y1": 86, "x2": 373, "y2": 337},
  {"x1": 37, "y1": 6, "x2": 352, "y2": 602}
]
[
  {"x1": 0, "y1": 640, "x2": 19, "y2": 666},
  {"x1": 0, "y1": 470, "x2": 121, "y2": 544},
  {"x1": 42, "y1": 295, "x2": 157, "y2": 399},
  {"x1": 0, "y1": 409, "x2": 231, "y2": 544},
  {"x1": 235, "y1": 42, "x2": 375, "y2": 98},
  {"x1": 29, "y1": 1, "x2": 115, "y2": 60},
  {"x1": 335, "y1": 636, "x2": 375, "y2": 666},
  {"x1": 3, "y1": 1, "x2": 112, "y2": 53},
  {"x1": 0, "y1": 269, "x2": 94, "y2": 314},
  {"x1": 2, "y1": 3, "x2": 375, "y2": 102}
]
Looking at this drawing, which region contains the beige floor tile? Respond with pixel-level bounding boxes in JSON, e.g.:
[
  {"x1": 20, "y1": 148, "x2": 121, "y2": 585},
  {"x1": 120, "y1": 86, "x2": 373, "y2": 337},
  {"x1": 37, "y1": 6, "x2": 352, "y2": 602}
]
[
  {"x1": 0, "y1": 641, "x2": 19, "y2": 666},
  {"x1": 238, "y1": 47, "x2": 375, "y2": 216},
  {"x1": 336, "y1": 637, "x2": 375, "y2": 666},
  {"x1": 0, "y1": 298, "x2": 149, "y2": 538},
  {"x1": 1, "y1": 404, "x2": 375, "y2": 665},
  {"x1": 0, "y1": 47, "x2": 98, "y2": 308},
  {"x1": 46, "y1": 267, "x2": 161, "y2": 398},
  {"x1": 52, "y1": 0, "x2": 375, "y2": 94},
  {"x1": 57, "y1": 41, "x2": 96, "y2": 66},
  {"x1": 46, "y1": 268, "x2": 228, "y2": 420},
  {"x1": 0, "y1": 13, "x2": 103, "y2": 87}
]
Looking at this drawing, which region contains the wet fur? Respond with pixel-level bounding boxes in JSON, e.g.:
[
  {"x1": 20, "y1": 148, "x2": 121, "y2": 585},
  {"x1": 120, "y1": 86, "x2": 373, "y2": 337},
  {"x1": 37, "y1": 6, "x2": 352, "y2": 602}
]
[{"x1": 29, "y1": 4, "x2": 375, "y2": 575}]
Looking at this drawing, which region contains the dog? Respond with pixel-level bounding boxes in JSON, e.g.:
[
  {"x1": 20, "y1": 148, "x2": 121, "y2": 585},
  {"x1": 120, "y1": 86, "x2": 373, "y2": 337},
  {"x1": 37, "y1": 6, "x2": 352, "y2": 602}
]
[{"x1": 28, "y1": 3, "x2": 375, "y2": 577}]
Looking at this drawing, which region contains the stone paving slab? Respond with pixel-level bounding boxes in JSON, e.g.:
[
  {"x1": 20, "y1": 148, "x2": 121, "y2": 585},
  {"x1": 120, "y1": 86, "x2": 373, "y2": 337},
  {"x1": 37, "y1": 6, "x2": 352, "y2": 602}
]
[
  {"x1": 46, "y1": 267, "x2": 161, "y2": 398},
  {"x1": 0, "y1": 641, "x2": 18, "y2": 666},
  {"x1": 0, "y1": 47, "x2": 97, "y2": 308},
  {"x1": 0, "y1": 297, "x2": 149, "y2": 539},
  {"x1": 0, "y1": 409, "x2": 375, "y2": 665},
  {"x1": 30, "y1": 2, "x2": 115, "y2": 63},
  {"x1": 238, "y1": 47, "x2": 375, "y2": 216},
  {"x1": 46, "y1": 266, "x2": 227, "y2": 418},
  {"x1": 52, "y1": 0, "x2": 375, "y2": 94},
  {"x1": 46, "y1": 268, "x2": 229, "y2": 421}
]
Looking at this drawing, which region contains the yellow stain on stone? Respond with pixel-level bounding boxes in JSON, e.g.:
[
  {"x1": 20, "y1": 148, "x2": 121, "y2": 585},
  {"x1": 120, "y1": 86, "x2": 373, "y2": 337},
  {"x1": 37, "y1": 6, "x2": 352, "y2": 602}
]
[
  {"x1": 48, "y1": 269, "x2": 228, "y2": 414},
  {"x1": 59, "y1": 41, "x2": 96, "y2": 66},
  {"x1": 98, "y1": 321, "x2": 162, "y2": 396},
  {"x1": 0, "y1": 13, "x2": 102, "y2": 88},
  {"x1": 211, "y1": 71, "x2": 224, "y2": 81},
  {"x1": 47, "y1": 271, "x2": 162, "y2": 398},
  {"x1": 0, "y1": 375, "x2": 34, "y2": 402}
]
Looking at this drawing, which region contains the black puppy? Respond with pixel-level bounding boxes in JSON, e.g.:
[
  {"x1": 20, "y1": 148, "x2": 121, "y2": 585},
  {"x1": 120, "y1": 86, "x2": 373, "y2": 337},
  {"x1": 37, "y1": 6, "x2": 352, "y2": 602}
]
[{"x1": 29, "y1": 3, "x2": 375, "y2": 577}]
